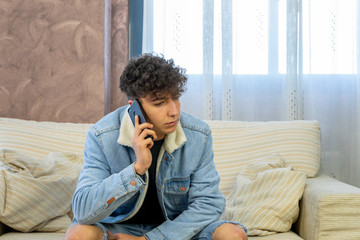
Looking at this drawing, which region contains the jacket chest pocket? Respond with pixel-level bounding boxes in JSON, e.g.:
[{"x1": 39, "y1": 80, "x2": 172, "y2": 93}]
[{"x1": 164, "y1": 177, "x2": 190, "y2": 211}]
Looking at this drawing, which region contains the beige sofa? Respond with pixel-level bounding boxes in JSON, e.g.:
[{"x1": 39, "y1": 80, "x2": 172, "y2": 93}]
[{"x1": 0, "y1": 117, "x2": 359, "y2": 240}]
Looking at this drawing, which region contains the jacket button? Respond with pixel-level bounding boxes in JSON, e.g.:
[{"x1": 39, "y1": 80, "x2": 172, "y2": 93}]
[
  {"x1": 180, "y1": 186, "x2": 186, "y2": 191},
  {"x1": 130, "y1": 180, "x2": 136, "y2": 186},
  {"x1": 164, "y1": 157, "x2": 168, "y2": 161}
]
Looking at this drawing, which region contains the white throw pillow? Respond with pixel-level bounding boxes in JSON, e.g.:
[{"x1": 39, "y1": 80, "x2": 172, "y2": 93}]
[
  {"x1": 221, "y1": 154, "x2": 306, "y2": 236},
  {"x1": 0, "y1": 149, "x2": 83, "y2": 232}
]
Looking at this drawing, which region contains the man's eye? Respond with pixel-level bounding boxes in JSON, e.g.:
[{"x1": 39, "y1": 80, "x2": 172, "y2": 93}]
[{"x1": 155, "y1": 102, "x2": 164, "y2": 106}]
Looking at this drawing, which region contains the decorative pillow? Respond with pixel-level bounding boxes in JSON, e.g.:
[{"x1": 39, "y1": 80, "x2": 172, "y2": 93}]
[
  {"x1": 0, "y1": 149, "x2": 83, "y2": 232},
  {"x1": 221, "y1": 154, "x2": 306, "y2": 236}
]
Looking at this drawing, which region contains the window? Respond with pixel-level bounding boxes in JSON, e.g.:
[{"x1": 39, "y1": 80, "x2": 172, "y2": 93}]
[{"x1": 148, "y1": 0, "x2": 358, "y2": 75}]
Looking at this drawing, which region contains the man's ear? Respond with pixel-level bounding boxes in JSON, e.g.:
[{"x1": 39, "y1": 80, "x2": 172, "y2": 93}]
[{"x1": 128, "y1": 100, "x2": 134, "y2": 105}]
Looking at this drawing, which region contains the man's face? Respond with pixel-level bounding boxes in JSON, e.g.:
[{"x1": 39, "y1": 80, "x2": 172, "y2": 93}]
[{"x1": 131, "y1": 95, "x2": 181, "y2": 140}]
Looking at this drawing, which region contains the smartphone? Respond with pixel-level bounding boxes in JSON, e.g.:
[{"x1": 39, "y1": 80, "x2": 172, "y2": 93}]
[{"x1": 128, "y1": 99, "x2": 154, "y2": 140}]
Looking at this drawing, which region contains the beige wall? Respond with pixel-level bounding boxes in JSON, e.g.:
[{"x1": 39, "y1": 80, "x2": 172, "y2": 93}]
[{"x1": 0, "y1": 0, "x2": 128, "y2": 123}]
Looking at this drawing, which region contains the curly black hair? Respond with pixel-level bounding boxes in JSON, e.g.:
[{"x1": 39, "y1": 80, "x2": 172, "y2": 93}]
[{"x1": 119, "y1": 53, "x2": 187, "y2": 100}]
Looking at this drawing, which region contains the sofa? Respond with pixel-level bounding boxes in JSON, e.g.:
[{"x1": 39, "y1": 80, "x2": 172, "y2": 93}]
[{"x1": 0, "y1": 116, "x2": 359, "y2": 240}]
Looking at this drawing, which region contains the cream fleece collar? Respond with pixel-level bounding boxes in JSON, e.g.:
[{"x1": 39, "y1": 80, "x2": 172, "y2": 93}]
[{"x1": 117, "y1": 107, "x2": 187, "y2": 154}]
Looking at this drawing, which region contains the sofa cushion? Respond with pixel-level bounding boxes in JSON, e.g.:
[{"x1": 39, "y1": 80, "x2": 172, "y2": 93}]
[
  {"x1": 0, "y1": 231, "x2": 303, "y2": 240},
  {"x1": 0, "y1": 149, "x2": 82, "y2": 232},
  {"x1": 0, "y1": 232, "x2": 66, "y2": 240},
  {"x1": 0, "y1": 117, "x2": 92, "y2": 160},
  {"x1": 221, "y1": 154, "x2": 306, "y2": 236},
  {"x1": 206, "y1": 120, "x2": 320, "y2": 197},
  {"x1": 248, "y1": 231, "x2": 303, "y2": 240}
]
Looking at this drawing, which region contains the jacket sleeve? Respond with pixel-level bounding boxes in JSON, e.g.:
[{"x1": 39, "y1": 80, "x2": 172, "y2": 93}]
[
  {"x1": 72, "y1": 127, "x2": 148, "y2": 224},
  {"x1": 145, "y1": 131, "x2": 226, "y2": 240}
]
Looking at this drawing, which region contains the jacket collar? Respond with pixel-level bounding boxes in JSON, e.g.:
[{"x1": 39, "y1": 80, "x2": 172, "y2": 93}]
[{"x1": 117, "y1": 107, "x2": 187, "y2": 154}]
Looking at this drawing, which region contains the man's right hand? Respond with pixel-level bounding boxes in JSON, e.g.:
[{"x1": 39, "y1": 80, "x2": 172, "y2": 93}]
[{"x1": 132, "y1": 115, "x2": 157, "y2": 175}]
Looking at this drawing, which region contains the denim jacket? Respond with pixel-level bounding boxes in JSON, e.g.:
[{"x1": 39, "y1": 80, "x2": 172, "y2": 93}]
[{"x1": 71, "y1": 106, "x2": 225, "y2": 240}]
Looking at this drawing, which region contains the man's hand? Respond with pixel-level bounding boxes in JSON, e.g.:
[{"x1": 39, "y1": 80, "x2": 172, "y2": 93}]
[
  {"x1": 107, "y1": 231, "x2": 146, "y2": 240},
  {"x1": 132, "y1": 115, "x2": 157, "y2": 175}
]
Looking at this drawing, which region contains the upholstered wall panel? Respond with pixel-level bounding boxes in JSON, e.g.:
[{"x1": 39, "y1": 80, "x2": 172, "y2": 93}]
[
  {"x1": 0, "y1": 0, "x2": 128, "y2": 123},
  {"x1": 110, "y1": 0, "x2": 130, "y2": 111}
]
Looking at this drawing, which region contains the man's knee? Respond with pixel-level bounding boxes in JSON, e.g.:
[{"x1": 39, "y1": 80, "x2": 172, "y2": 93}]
[
  {"x1": 64, "y1": 224, "x2": 103, "y2": 240},
  {"x1": 212, "y1": 223, "x2": 247, "y2": 240}
]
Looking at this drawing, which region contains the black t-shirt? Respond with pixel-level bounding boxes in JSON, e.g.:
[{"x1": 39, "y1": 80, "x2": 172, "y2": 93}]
[{"x1": 123, "y1": 138, "x2": 166, "y2": 225}]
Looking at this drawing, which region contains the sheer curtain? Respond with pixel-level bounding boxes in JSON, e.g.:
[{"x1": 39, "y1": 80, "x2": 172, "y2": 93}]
[{"x1": 142, "y1": 0, "x2": 360, "y2": 188}]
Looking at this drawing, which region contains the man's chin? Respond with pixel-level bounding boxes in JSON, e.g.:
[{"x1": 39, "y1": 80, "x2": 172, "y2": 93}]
[{"x1": 164, "y1": 124, "x2": 178, "y2": 135}]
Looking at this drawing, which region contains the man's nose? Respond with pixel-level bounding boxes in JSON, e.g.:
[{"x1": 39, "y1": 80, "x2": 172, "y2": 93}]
[{"x1": 168, "y1": 99, "x2": 179, "y2": 116}]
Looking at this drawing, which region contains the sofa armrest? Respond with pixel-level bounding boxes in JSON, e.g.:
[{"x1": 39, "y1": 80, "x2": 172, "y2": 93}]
[{"x1": 295, "y1": 173, "x2": 360, "y2": 240}]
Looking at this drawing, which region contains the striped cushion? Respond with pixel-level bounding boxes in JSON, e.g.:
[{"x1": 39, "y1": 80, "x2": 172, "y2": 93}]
[
  {"x1": 0, "y1": 149, "x2": 83, "y2": 232},
  {"x1": 206, "y1": 120, "x2": 320, "y2": 197},
  {"x1": 221, "y1": 155, "x2": 306, "y2": 236},
  {"x1": 0, "y1": 118, "x2": 90, "y2": 232},
  {"x1": 0, "y1": 117, "x2": 92, "y2": 159}
]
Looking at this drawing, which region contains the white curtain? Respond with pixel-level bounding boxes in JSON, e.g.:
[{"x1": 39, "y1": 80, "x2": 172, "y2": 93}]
[{"x1": 142, "y1": 0, "x2": 360, "y2": 188}]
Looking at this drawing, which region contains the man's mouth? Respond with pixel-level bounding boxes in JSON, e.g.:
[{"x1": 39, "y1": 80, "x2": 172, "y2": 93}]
[{"x1": 165, "y1": 120, "x2": 178, "y2": 127}]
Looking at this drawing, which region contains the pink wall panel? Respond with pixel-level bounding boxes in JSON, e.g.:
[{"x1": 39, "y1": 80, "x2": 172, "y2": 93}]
[
  {"x1": 0, "y1": 0, "x2": 129, "y2": 123},
  {"x1": 110, "y1": 0, "x2": 130, "y2": 111}
]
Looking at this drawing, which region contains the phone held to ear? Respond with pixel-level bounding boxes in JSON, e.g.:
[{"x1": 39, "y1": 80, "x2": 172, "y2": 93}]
[{"x1": 128, "y1": 99, "x2": 154, "y2": 140}]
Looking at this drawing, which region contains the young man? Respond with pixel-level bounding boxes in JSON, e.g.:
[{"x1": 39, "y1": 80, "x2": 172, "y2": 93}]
[{"x1": 65, "y1": 53, "x2": 247, "y2": 240}]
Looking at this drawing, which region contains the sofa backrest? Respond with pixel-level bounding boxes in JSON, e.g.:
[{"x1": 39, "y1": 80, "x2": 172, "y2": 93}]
[
  {"x1": 206, "y1": 120, "x2": 321, "y2": 197},
  {"x1": 0, "y1": 117, "x2": 92, "y2": 159},
  {"x1": 0, "y1": 117, "x2": 321, "y2": 198}
]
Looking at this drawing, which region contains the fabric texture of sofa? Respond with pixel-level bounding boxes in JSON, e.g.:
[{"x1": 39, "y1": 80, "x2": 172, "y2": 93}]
[{"x1": 0, "y1": 116, "x2": 359, "y2": 240}]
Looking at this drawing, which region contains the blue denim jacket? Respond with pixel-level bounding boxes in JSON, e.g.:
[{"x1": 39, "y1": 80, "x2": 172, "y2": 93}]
[{"x1": 71, "y1": 106, "x2": 225, "y2": 239}]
